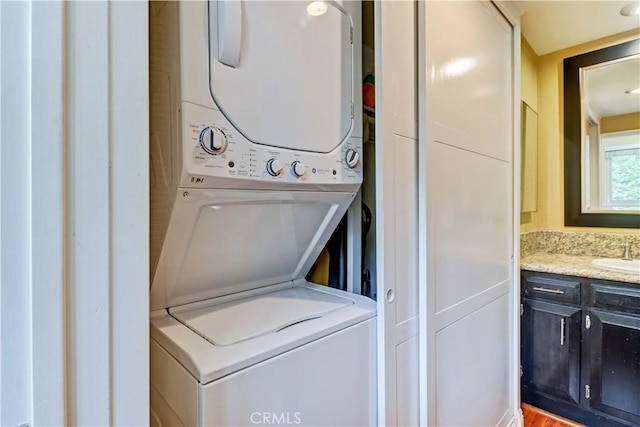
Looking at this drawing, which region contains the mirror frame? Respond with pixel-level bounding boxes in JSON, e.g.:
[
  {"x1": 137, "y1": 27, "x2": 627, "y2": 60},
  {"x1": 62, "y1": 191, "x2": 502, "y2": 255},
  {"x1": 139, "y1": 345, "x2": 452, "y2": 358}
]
[{"x1": 563, "y1": 38, "x2": 640, "y2": 228}]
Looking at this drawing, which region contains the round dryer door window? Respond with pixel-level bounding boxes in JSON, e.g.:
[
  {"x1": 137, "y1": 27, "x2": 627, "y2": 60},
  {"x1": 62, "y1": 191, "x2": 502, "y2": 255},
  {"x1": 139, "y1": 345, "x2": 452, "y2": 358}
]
[{"x1": 208, "y1": 0, "x2": 353, "y2": 153}]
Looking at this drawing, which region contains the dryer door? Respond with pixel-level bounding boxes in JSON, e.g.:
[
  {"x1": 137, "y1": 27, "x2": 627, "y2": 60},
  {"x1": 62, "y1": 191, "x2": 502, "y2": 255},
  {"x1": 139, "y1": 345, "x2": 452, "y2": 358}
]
[{"x1": 208, "y1": 1, "x2": 353, "y2": 153}]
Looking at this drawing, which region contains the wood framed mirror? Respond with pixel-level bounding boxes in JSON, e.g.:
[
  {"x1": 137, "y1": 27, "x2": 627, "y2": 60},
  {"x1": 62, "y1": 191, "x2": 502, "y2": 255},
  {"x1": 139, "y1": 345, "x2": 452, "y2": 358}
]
[{"x1": 564, "y1": 39, "x2": 640, "y2": 228}]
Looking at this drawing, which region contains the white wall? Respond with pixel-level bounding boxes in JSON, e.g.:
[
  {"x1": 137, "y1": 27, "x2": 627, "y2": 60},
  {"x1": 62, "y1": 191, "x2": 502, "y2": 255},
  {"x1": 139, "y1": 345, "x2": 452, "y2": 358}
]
[{"x1": 1, "y1": 2, "x2": 33, "y2": 425}]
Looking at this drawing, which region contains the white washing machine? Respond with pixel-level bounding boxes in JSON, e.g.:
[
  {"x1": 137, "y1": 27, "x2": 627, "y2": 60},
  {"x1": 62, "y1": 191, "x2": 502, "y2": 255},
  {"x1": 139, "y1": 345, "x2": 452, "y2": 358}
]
[{"x1": 149, "y1": 1, "x2": 376, "y2": 426}]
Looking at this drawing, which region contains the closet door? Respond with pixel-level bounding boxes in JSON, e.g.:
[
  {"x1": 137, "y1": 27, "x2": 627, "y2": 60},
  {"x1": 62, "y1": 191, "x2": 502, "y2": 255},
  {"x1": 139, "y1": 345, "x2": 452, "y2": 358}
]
[
  {"x1": 375, "y1": 1, "x2": 419, "y2": 425},
  {"x1": 420, "y1": 2, "x2": 516, "y2": 426}
]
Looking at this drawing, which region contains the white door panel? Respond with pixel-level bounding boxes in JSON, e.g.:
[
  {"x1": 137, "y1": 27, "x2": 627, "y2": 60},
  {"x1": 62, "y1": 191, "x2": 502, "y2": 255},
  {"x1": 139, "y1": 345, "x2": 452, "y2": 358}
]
[
  {"x1": 394, "y1": 135, "x2": 418, "y2": 325},
  {"x1": 376, "y1": 1, "x2": 419, "y2": 425},
  {"x1": 425, "y1": 1, "x2": 512, "y2": 162},
  {"x1": 435, "y1": 280, "x2": 511, "y2": 332},
  {"x1": 387, "y1": 1, "x2": 417, "y2": 140},
  {"x1": 431, "y1": 142, "x2": 511, "y2": 313},
  {"x1": 421, "y1": 1, "x2": 515, "y2": 426},
  {"x1": 396, "y1": 336, "x2": 419, "y2": 427},
  {"x1": 435, "y1": 295, "x2": 511, "y2": 426}
]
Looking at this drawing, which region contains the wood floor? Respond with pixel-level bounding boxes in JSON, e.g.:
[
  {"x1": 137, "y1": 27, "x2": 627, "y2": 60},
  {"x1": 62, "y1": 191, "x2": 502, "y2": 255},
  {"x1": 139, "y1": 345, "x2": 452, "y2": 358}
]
[{"x1": 522, "y1": 403, "x2": 585, "y2": 427}]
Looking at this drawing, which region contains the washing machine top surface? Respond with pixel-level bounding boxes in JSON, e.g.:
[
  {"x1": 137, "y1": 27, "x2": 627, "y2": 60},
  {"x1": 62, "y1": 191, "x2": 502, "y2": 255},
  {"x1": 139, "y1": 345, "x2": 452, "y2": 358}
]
[
  {"x1": 208, "y1": 0, "x2": 354, "y2": 153},
  {"x1": 169, "y1": 286, "x2": 352, "y2": 346},
  {"x1": 151, "y1": 281, "x2": 376, "y2": 384},
  {"x1": 150, "y1": 189, "x2": 355, "y2": 311}
]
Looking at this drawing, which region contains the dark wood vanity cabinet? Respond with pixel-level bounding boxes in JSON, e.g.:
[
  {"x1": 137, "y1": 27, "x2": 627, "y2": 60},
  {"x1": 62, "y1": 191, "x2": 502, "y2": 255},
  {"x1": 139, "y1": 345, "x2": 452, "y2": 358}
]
[
  {"x1": 521, "y1": 271, "x2": 640, "y2": 427},
  {"x1": 521, "y1": 274, "x2": 582, "y2": 405}
]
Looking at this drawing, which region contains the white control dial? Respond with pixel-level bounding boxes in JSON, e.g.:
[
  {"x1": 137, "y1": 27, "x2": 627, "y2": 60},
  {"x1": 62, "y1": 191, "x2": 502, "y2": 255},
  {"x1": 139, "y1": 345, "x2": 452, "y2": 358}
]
[
  {"x1": 200, "y1": 126, "x2": 228, "y2": 155},
  {"x1": 266, "y1": 159, "x2": 284, "y2": 176},
  {"x1": 291, "y1": 161, "x2": 306, "y2": 177},
  {"x1": 345, "y1": 148, "x2": 360, "y2": 169}
]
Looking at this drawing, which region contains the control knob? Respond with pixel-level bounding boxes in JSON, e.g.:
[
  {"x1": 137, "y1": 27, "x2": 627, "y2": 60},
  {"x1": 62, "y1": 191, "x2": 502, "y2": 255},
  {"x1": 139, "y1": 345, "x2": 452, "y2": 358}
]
[
  {"x1": 345, "y1": 148, "x2": 360, "y2": 169},
  {"x1": 266, "y1": 158, "x2": 284, "y2": 176},
  {"x1": 291, "y1": 161, "x2": 306, "y2": 177},
  {"x1": 200, "y1": 126, "x2": 227, "y2": 154}
]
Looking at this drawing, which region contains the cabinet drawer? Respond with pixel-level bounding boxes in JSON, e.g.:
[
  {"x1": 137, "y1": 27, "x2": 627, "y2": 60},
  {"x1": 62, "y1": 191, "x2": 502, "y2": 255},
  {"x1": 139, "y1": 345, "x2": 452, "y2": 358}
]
[
  {"x1": 587, "y1": 282, "x2": 640, "y2": 315},
  {"x1": 522, "y1": 272, "x2": 581, "y2": 304}
]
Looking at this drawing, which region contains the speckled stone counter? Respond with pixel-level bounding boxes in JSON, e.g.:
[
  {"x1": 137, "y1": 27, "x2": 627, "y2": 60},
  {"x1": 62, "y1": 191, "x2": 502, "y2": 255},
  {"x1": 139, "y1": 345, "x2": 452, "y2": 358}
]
[
  {"x1": 520, "y1": 230, "x2": 640, "y2": 284},
  {"x1": 521, "y1": 252, "x2": 640, "y2": 284},
  {"x1": 520, "y1": 231, "x2": 640, "y2": 258}
]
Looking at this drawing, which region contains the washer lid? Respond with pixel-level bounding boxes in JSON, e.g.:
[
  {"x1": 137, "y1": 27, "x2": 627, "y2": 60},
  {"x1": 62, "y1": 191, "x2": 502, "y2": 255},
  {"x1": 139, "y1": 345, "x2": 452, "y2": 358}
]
[
  {"x1": 169, "y1": 286, "x2": 353, "y2": 346},
  {"x1": 208, "y1": 0, "x2": 353, "y2": 153},
  {"x1": 150, "y1": 189, "x2": 355, "y2": 311}
]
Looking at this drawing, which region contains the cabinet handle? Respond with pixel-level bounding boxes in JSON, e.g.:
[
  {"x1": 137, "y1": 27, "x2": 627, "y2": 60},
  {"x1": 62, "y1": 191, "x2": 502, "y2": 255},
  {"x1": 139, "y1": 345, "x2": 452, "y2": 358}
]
[
  {"x1": 560, "y1": 318, "x2": 565, "y2": 346},
  {"x1": 532, "y1": 286, "x2": 565, "y2": 295}
]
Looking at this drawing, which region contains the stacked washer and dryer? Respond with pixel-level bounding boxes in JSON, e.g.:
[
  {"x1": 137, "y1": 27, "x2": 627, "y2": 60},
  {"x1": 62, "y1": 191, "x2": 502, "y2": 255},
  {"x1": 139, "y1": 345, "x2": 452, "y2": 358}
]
[{"x1": 149, "y1": 1, "x2": 376, "y2": 426}]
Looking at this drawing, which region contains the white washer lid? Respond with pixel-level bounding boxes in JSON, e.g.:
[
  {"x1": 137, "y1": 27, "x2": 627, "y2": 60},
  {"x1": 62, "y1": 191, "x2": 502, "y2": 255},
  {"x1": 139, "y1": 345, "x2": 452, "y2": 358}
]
[
  {"x1": 150, "y1": 189, "x2": 355, "y2": 311},
  {"x1": 169, "y1": 286, "x2": 352, "y2": 345},
  {"x1": 150, "y1": 282, "x2": 376, "y2": 384}
]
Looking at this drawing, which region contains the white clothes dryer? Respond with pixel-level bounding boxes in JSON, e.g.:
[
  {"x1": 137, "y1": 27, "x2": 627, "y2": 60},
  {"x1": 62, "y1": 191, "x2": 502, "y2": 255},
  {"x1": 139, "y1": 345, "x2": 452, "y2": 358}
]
[{"x1": 149, "y1": 1, "x2": 375, "y2": 426}]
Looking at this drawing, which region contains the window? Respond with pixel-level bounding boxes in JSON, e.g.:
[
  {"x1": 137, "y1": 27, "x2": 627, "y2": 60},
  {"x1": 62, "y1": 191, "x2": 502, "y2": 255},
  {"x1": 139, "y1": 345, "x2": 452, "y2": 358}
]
[{"x1": 599, "y1": 131, "x2": 640, "y2": 211}]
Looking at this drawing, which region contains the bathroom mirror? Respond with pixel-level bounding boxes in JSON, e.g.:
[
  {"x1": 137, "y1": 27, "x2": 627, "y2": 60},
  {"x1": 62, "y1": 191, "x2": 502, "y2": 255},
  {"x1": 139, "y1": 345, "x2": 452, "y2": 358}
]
[
  {"x1": 521, "y1": 102, "x2": 538, "y2": 213},
  {"x1": 564, "y1": 39, "x2": 640, "y2": 228}
]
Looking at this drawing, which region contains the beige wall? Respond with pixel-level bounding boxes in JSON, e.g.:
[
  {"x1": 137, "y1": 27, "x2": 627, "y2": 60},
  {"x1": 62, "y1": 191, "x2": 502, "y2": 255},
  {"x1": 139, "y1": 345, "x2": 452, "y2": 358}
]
[
  {"x1": 520, "y1": 37, "x2": 538, "y2": 232},
  {"x1": 600, "y1": 111, "x2": 640, "y2": 134},
  {"x1": 532, "y1": 29, "x2": 640, "y2": 233}
]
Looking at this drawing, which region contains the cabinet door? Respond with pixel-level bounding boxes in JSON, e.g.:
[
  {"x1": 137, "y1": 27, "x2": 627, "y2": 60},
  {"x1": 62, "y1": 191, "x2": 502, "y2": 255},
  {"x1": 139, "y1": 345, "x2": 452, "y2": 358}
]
[
  {"x1": 588, "y1": 309, "x2": 640, "y2": 425},
  {"x1": 522, "y1": 298, "x2": 582, "y2": 404}
]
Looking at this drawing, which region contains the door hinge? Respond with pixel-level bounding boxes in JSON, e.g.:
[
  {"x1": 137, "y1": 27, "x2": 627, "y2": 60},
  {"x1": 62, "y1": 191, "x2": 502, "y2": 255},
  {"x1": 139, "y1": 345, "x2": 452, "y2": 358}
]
[
  {"x1": 520, "y1": 365, "x2": 523, "y2": 377},
  {"x1": 585, "y1": 314, "x2": 591, "y2": 329},
  {"x1": 350, "y1": 27, "x2": 353, "y2": 44},
  {"x1": 351, "y1": 103, "x2": 354, "y2": 119},
  {"x1": 520, "y1": 303, "x2": 524, "y2": 316},
  {"x1": 585, "y1": 384, "x2": 591, "y2": 399}
]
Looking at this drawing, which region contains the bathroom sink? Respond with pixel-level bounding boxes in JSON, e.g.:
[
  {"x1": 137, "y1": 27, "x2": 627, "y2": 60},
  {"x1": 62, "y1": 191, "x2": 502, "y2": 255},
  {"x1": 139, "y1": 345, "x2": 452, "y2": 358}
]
[{"x1": 592, "y1": 258, "x2": 640, "y2": 275}]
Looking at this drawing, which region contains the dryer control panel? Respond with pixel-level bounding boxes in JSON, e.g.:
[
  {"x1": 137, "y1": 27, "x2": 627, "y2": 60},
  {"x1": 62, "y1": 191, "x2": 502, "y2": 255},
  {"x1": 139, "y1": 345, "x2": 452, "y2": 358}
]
[{"x1": 181, "y1": 102, "x2": 362, "y2": 190}]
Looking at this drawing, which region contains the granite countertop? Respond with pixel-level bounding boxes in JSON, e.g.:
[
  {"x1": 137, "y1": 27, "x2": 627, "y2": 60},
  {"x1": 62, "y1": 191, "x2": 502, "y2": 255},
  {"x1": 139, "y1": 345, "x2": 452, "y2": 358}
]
[{"x1": 521, "y1": 252, "x2": 640, "y2": 284}]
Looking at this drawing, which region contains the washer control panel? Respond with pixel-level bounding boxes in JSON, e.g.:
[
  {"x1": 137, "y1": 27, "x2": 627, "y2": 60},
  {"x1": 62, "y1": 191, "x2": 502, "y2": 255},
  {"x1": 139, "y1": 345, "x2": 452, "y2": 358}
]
[{"x1": 182, "y1": 102, "x2": 362, "y2": 188}]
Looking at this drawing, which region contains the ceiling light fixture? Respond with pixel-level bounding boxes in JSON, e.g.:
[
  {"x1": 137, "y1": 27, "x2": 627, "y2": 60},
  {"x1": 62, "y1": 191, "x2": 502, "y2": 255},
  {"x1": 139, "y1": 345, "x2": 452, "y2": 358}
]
[
  {"x1": 625, "y1": 87, "x2": 640, "y2": 94},
  {"x1": 307, "y1": 1, "x2": 328, "y2": 16},
  {"x1": 620, "y1": 1, "x2": 640, "y2": 16}
]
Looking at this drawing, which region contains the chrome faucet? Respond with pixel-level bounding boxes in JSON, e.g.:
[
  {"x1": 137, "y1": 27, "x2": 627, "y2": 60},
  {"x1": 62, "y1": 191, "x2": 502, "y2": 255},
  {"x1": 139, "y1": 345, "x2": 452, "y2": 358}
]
[{"x1": 611, "y1": 242, "x2": 633, "y2": 261}]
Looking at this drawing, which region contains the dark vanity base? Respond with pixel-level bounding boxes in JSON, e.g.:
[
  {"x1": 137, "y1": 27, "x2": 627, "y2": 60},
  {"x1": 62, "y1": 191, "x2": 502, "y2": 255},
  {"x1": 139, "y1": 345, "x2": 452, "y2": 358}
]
[{"x1": 521, "y1": 271, "x2": 640, "y2": 427}]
